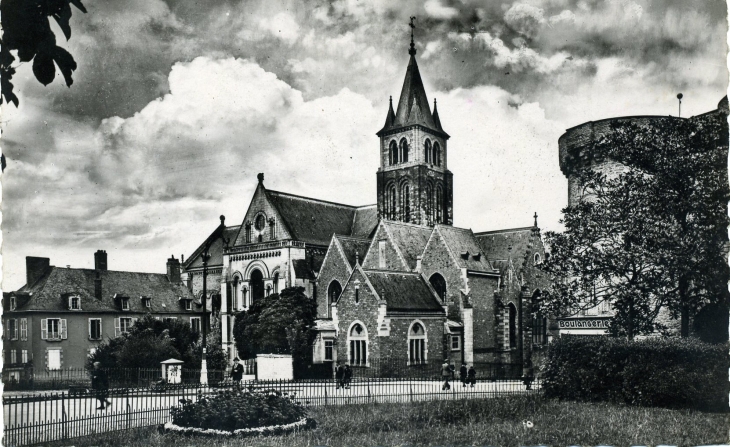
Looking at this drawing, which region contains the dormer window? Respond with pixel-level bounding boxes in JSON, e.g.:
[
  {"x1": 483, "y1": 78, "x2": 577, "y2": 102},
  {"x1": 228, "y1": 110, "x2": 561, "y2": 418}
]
[
  {"x1": 461, "y1": 251, "x2": 469, "y2": 260},
  {"x1": 69, "y1": 296, "x2": 81, "y2": 310},
  {"x1": 472, "y1": 253, "x2": 481, "y2": 261},
  {"x1": 141, "y1": 296, "x2": 151, "y2": 308},
  {"x1": 179, "y1": 296, "x2": 193, "y2": 311},
  {"x1": 9, "y1": 296, "x2": 16, "y2": 311},
  {"x1": 121, "y1": 298, "x2": 130, "y2": 311}
]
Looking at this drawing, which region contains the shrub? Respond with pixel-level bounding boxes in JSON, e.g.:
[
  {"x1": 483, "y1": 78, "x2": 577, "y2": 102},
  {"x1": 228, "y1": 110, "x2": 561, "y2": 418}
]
[
  {"x1": 170, "y1": 388, "x2": 308, "y2": 432},
  {"x1": 542, "y1": 336, "x2": 730, "y2": 411}
]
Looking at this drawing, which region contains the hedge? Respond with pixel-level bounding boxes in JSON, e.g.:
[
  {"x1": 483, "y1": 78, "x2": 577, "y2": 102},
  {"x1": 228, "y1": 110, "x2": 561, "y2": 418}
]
[{"x1": 542, "y1": 336, "x2": 729, "y2": 412}]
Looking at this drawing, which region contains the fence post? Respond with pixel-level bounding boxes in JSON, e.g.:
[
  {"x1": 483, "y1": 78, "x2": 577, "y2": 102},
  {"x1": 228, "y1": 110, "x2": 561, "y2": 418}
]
[
  {"x1": 61, "y1": 392, "x2": 68, "y2": 440},
  {"x1": 410, "y1": 384, "x2": 413, "y2": 403},
  {"x1": 126, "y1": 389, "x2": 131, "y2": 429},
  {"x1": 324, "y1": 386, "x2": 328, "y2": 406}
]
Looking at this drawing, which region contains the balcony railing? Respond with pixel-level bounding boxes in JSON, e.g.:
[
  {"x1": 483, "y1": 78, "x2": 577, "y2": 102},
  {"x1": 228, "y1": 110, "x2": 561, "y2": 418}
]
[{"x1": 224, "y1": 239, "x2": 306, "y2": 255}]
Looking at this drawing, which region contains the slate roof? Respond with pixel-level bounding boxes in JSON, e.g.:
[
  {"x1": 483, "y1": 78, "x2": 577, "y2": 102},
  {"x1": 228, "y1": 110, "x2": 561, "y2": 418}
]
[
  {"x1": 351, "y1": 205, "x2": 378, "y2": 239},
  {"x1": 475, "y1": 227, "x2": 537, "y2": 274},
  {"x1": 12, "y1": 266, "x2": 196, "y2": 313},
  {"x1": 436, "y1": 225, "x2": 497, "y2": 273},
  {"x1": 364, "y1": 270, "x2": 444, "y2": 312},
  {"x1": 377, "y1": 54, "x2": 448, "y2": 138},
  {"x1": 185, "y1": 225, "x2": 240, "y2": 269},
  {"x1": 293, "y1": 259, "x2": 316, "y2": 280},
  {"x1": 336, "y1": 235, "x2": 371, "y2": 268},
  {"x1": 384, "y1": 221, "x2": 433, "y2": 270},
  {"x1": 266, "y1": 190, "x2": 377, "y2": 246}
]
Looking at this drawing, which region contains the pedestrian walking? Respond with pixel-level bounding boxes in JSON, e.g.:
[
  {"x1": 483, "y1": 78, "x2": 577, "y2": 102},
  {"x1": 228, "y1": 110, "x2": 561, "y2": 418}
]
[
  {"x1": 468, "y1": 364, "x2": 476, "y2": 388},
  {"x1": 231, "y1": 357, "x2": 244, "y2": 387},
  {"x1": 459, "y1": 363, "x2": 468, "y2": 387},
  {"x1": 335, "y1": 362, "x2": 345, "y2": 389},
  {"x1": 441, "y1": 359, "x2": 451, "y2": 390},
  {"x1": 343, "y1": 364, "x2": 352, "y2": 389},
  {"x1": 91, "y1": 361, "x2": 111, "y2": 410}
]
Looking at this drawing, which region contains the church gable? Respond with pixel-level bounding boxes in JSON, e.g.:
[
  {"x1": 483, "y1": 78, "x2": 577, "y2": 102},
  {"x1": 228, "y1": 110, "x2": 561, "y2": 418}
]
[
  {"x1": 316, "y1": 236, "x2": 355, "y2": 318},
  {"x1": 233, "y1": 177, "x2": 293, "y2": 246},
  {"x1": 361, "y1": 222, "x2": 410, "y2": 271}
]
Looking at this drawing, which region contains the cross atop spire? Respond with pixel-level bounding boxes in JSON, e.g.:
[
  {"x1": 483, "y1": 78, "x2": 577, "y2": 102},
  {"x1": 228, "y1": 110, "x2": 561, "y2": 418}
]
[
  {"x1": 533, "y1": 212, "x2": 538, "y2": 227},
  {"x1": 409, "y1": 16, "x2": 417, "y2": 56}
]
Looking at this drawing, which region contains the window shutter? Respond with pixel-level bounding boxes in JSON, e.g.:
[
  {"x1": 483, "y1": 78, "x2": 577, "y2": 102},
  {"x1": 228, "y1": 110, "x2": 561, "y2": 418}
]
[
  {"x1": 68, "y1": 297, "x2": 72, "y2": 310},
  {"x1": 20, "y1": 319, "x2": 27, "y2": 341},
  {"x1": 60, "y1": 319, "x2": 67, "y2": 340},
  {"x1": 5, "y1": 320, "x2": 9, "y2": 340},
  {"x1": 13, "y1": 319, "x2": 18, "y2": 340},
  {"x1": 132, "y1": 318, "x2": 138, "y2": 327},
  {"x1": 41, "y1": 319, "x2": 48, "y2": 340},
  {"x1": 114, "y1": 318, "x2": 120, "y2": 337},
  {"x1": 88, "y1": 319, "x2": 92, "y2": 339}
]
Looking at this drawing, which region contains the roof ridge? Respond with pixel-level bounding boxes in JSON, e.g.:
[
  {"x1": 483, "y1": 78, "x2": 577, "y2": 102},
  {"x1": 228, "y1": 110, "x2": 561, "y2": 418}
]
[
  {"x1": 355, "y1": 204, "x2": 377, "y2": 209},
  {"x1": 363, "y1": 269, "x2": 419, "y2": 275},
  {"x1": 382, "y1": 219, "x2": 432, "y2": 230},
  {"x1": 334, "y1": 234, "x2": 372, "y2": 242},
  {"x1": 474, "y1": 226, "x2": 535, "y2": 235},
  {"x1": 267, "y1": 190, "x2": 361, "y2": 209}
]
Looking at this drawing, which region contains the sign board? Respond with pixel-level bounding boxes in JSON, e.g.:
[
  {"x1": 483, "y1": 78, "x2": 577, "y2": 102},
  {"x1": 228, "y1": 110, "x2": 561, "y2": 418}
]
[
  {"x1": 558, "y1": 318, "x2": 611, "y2": 335},
  {"x1": 256, "y1": 354, "x2": 293, "y2": 380}
]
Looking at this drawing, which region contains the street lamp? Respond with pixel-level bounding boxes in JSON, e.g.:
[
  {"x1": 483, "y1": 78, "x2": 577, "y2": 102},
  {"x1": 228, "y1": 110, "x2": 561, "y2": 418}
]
[
  {"x1": 200, "y1": 248, "x2": 211, "y2": 385},
  {"x1": 677, "y1": 93, "x2": 683, "y2": 117}
]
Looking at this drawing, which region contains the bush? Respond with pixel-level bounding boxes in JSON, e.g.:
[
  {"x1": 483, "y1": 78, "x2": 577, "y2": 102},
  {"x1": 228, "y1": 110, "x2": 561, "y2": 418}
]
[
  {"x1": 542, "y1": 336, "x2": 729, "y2": 411},
  {"x1": 170, "y1": 388, "x2": 308, "y2": 432}
]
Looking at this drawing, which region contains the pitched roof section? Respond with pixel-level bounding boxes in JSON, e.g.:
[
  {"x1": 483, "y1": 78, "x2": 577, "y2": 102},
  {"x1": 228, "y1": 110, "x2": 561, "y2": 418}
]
[
  {"x1": 364, "y1": 270, "x2": 443, "y2": 312},
  {"x1": 475, "y1": 227, "x2": 537, "y2": 274},
  {"x1": 383, "y1": 221, "x2": 433, "y2": 270},
  {"x1": 266, "y1": 190, "x2": 376, "y2": 246},
  {"x1": 335, "y1": 235, "x2": 371, "y2": 268},
  {"x1": 436, "y1": 225, "x2": 497, "y2": 273},
  {"x1": 15, "y1": 267, "x2": 195, "y2": 313},
  {"x1": 185, "y1": 225, "x2": 240, "y2": 269},
  {"x1": 377, "y1": 54, "x2": 448, "y2": 138},
  {"x1": 351, "y1": 205, "x2": 378, "y2": 239},
  {"x1": 293, "y1": 259, "x2": 316, "y2": 280}
]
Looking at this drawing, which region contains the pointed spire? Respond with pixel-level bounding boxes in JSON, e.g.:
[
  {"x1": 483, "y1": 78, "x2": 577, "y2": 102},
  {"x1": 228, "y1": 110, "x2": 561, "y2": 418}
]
[
  {"x1": 533, "y1": 212, "x2": 538, "y2": 227},
  {"x1": 432, "y1": 98, "x2": 444, "y2": 132},
  {"x1": 382, "y1": 95, "x2": 396, "y2": 129}
]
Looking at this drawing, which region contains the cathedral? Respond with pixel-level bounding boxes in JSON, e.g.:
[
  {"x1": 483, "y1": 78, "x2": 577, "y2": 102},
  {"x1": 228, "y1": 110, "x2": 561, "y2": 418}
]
[{"x1": 182, "y1": 32, "x2": 548, "y2": 377}]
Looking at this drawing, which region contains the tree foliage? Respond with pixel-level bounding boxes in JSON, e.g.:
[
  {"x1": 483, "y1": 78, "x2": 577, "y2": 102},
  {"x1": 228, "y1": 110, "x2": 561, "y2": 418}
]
[
  {"x1": 543, "y1": 111, "x2": 730, "y2": 339},
  {"x1": 233, "y1": 287, "x2": 317, "y2": 367},
  {"x1": 1, "y1": 0, "x2": 87, "y2": 106},
  {"x1": 87, "y1": 314, "x2": 226, "y2": 371}
]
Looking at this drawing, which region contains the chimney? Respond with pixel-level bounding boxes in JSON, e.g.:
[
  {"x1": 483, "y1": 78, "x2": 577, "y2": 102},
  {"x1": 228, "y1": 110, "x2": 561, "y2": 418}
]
[
  {"x1": 26, "y1": 257, "x2": 50, "y2": 286},
  {"x1": 94, "y1": 271, "x2": 103, "y2": 300},
  {"x1": 416, "y1": 255, "x2": 422, "y2": 273},
  {"x1": 94, "y1": 250, "x2": 108, "y2": 271},
  {"x1": 167, "y1": 255, "x2": 181, "y2": 283}
]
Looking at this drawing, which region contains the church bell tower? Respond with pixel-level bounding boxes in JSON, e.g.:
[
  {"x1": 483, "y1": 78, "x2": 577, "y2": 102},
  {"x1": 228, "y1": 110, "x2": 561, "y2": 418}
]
[{"x1": 376, "y1": 19, "x2": 452, "y2": 226}]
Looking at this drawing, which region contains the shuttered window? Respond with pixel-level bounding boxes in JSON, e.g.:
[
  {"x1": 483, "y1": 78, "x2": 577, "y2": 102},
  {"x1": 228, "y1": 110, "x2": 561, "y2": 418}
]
[
  {"x1": 41, "y1": 319, "x2": 66, "y2": 340},
  {"x1": 20, "y1": 318, "x2": 27, "y2": 341}
]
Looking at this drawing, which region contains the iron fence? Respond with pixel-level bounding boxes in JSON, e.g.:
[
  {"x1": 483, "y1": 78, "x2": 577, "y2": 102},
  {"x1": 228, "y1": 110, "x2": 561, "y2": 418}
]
[
  {"x1": 331, "y1": 359, "x2": 524, "y2": 380},
  {"x1": 3, "y1": 377, "x2": 540, "y2": 446},
  {"x1": 2, "y1": 367, "x2": 232, "y2": 392}
]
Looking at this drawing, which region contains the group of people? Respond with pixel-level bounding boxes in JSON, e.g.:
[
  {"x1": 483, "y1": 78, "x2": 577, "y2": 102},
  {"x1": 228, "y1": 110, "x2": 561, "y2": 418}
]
[
  {"x1": 442, "y1": 360, "x2": 477, "y2": 390},
  {"x1": 334, "y1": 362, "x2": 353, "y2": 389}
]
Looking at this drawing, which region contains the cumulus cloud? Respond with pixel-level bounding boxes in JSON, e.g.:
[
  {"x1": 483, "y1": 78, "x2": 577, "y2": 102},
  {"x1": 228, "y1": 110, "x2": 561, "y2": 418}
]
[{"x1": 1, "y1": 0, "x2": 726, "y2": 288}]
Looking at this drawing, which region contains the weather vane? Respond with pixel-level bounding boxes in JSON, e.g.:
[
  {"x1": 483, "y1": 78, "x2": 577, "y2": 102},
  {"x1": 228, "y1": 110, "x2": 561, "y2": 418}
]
[{"x1": 409, "y1": 16, "x2": 417, "y2": 55}]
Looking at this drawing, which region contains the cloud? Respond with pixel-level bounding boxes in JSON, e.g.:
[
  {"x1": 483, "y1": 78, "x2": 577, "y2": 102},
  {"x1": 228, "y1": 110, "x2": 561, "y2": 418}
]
[
  {"x1": 257, "y1": 12, "x2": 300, "y2": 44},
  {"x1": 424, "y1": 0, "x2": 460, "y2": 20}
]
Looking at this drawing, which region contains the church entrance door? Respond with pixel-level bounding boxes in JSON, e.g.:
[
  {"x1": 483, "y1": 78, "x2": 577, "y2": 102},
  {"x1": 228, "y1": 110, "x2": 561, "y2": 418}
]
[{"x1": 250, "y1": 269, "x2": 265, "y2": 304}]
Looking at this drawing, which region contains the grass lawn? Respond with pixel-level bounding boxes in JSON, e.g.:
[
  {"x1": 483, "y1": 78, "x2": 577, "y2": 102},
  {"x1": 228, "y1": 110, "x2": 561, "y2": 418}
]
[{"x1": 49, "y1": 396, "x2": 728, "y2": 447}]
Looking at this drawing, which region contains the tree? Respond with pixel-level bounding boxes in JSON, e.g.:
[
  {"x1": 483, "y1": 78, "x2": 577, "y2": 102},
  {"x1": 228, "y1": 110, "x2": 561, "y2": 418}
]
[
  {"x1": 542, "y1": 169, "x2": 673, "y2": 339},
  {"x1": 1, "y1": 0, "x2": 87, "y2": 106},
  {"x1": 87, "y1": 314, "x2": 226, "y2": 371},
  {"x1": 593, "y1": 113, "x2": 730, "y2": 337},
  {"x1": 543, "y1": 111, "x2": 730, "y2": 339},
  {"x1": 233, "y1": 287, "x2": 317, "y2": 369}
]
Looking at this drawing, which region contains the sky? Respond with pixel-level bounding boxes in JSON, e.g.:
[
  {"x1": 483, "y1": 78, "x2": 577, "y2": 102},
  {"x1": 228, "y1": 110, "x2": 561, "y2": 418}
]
[{"x1": 1, "y1": 0, "x2": 727, "y2": 290}]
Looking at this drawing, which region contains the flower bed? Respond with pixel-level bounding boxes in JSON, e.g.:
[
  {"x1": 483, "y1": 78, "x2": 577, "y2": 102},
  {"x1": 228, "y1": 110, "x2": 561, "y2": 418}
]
[{"x1": 166, "y1": 388, "x2": 315, "y2": 437}]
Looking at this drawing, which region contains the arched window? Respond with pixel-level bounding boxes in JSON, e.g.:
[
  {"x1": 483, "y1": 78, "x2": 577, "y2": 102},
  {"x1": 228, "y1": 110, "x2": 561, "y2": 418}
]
[
  {"x1": 507, "y1": 303, "x2": 517, "y2": 349},
  {"x1": 389, "y1": 141, "x2": 398, "y2": 165},
  {"x1": 230, "y1": 276, "x2": 239, "y2": 311},
  {"x1": 250, "y1": 269, "x2": 265, "y2": 304},
  {"x1": 424, "y1": 139, "x2": 432, "y2": 163},
  {"x1": 245, "y1": 223, "x2": 252, "y2": 243},
  {"x1": 534, "y1": 253, "x2": 542, "y2": 265},
  {"x1": 433, "y1": 142, "x2": 441, "y2": 167},
  {"x1": 348, "y1": 323, "x2": 368, "y2": 366},
  {"x1": 429, "y1": 273, "x2": 447, "y2": 300},
  {"x1": 425, "y1": 184, "x2": 433, "y2": 225},
  {"x1": 255, "y1": 214, "x2": 266, "y2": 231},
  {"x1": 327, "y1": 280, "x2": 342, "y2": 319},
  {"x1": 435, "y1": 186, "x2": 443, "y2": 223},
  {"x1": 402, "y1": 184, "x2": 411, "y2": 222},
  {"x1": 269, "y1": 219, "x2": 276, "y2": 240},
  {"x1": 408, "y1": 321, "x2": 427, "y2": 365},
  {"x1": 388, "y1": 184, "x2": 397, "y2": 219},
  {"x1": 399, "y1": 138, "x2": 409, "y2": 163}
]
